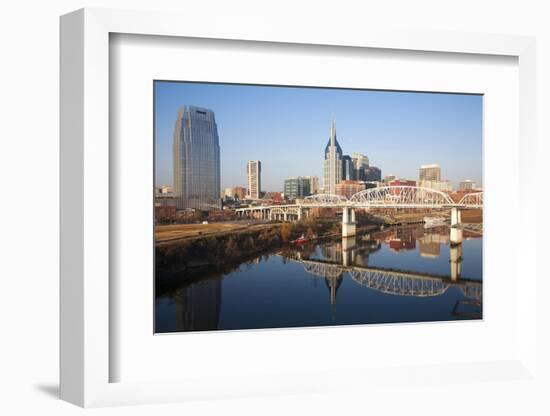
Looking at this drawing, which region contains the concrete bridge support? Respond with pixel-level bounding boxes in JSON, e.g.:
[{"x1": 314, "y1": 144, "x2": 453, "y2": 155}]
[
  {"x1": 450, "y1": 207, "x2": 463, "y2": 245},
  {"x1": 342, "y1": 207, "x2": 356, "y2": 237}
]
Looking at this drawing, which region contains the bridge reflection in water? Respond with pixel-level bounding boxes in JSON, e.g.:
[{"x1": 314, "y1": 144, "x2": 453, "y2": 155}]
[
  {"x1": 282, "y1": 225, "x2": 481, "y2": 318},
  {"x1": 155, "y1": 225, "x2": 482, "y2": 332}
]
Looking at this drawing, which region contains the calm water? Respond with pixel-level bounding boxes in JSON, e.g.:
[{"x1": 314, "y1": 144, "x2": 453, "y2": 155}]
[{"x1": 155, "y1": 225, "x2": 482, "y2": 332}]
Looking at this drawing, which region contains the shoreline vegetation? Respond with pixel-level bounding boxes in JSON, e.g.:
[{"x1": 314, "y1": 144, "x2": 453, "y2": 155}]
[{"x1": 156, "y1": 217, "x2": 345, "y2": 272}]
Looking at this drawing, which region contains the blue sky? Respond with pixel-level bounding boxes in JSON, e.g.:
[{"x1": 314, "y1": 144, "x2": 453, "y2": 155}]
[{"x1": 155, "y1": 81, "x2": 482, "y2": 191}]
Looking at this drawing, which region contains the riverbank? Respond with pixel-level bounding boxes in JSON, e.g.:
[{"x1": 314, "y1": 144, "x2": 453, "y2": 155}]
[
  {"x1": 156, "y1": 218, "x2": 341, "y2": 271},
  {"x1": 156, "y1": 220, "x2": 279, "y2": 245}
]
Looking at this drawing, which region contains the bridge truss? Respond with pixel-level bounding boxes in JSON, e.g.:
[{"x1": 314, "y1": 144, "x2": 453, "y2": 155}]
[
  {"x1": 302, "y1": 186, "x2": 483, "y2": 209},
  {"x1": 458, "y1": 191, "x2": 483, "y2": 206},
  {"x1": 349, "y1": 186, "x2": 455, "y2": 208}
]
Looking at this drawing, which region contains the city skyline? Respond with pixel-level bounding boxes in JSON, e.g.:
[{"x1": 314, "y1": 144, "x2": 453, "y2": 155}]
[{"x1": 155, "y1": 81, "x2": 483, "y2": 191}]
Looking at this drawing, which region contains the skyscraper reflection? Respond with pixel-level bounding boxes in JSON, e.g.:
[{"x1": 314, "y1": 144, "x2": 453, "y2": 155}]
[{"x1": 173, "y1": 277, "x2": 222, "y2": 331}]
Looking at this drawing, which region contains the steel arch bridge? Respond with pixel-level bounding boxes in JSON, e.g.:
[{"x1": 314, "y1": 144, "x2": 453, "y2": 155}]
[
  {"x1": 235, "y1": 187, "x2": 482, "y2": 236},
  {"x1": 349, "y1": 186, "x2": 454, "y2": 207},
  {"x1": 457, "y1": 191, "x2": 483, "y2": 207},
  {"x1": 302, "y1": 186, "x2": 483, "y2": 209},
  {"x1": 303, "y1": 193, "x2": 350, "y2": 206}
]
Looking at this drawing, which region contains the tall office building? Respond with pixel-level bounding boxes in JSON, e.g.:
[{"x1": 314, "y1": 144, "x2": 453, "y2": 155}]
[
  {"x1": 363, "y1": 166, "x2": 382, "y2": 182},
  {"x1": 351, "y1": 152, "x2": 369, "y2": 179},
  {"x1": 306, "y1": 176, "x2": 320, "y2": 194},
  {"x1": 342, "y1": 155, "x2": 355, "y2": 180},
  {"x1": 284, "y1": 177, "x2": 312, "y2": 200},
  {"x1": 419, "y1": 164, "x2": 453, "y2": 191},
  {"x1": 247, "y1": 160, "x2": 262, "y2": 199},
  {"x1": 323, "y1": 120, "x2": 343, "y2": 195},
  {"x1": 419, "y1": 164, "x2": 441, "y2": 184},
  {"x1": 173, "y1": 106, "x2": 221, "y2": 211}
]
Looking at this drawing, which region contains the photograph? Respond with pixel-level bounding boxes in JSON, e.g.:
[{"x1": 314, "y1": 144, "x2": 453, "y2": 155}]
[{"x1": 154, "y1": 81, "x2": 483, "y2": 333}]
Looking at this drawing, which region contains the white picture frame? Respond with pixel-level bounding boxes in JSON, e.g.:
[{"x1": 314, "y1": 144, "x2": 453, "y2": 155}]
[{"x1": 60, "y1": 7, "x2": 538, "y2": 408}]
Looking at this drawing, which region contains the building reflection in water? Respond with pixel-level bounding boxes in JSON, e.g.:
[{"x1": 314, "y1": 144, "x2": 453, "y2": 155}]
[
  {"x1": 418, "y1": 231, "x2": 449, "y2": 258},
  {"x1": 324, "y1": 273, "x2": 343, "y2": 311},
  {"x1": 172, "y1": 277, "x2": 222, "y2": 331}
]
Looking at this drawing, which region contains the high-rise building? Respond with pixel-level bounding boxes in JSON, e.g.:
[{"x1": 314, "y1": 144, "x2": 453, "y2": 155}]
[
  {"x1": 351, "y1": 153, "x2": 369, "y2": 179},
  {"x1": 419, "y1": 164, "x2": 441, "y2": 185},
  {"x1": 363, "y1": 166, "x2": 382, "y2": 182},
  {"x1": 419, "y1": 164, "x2": 453, "y2": 190},
  {"x1": 351, "y1": 152, "x2": 381, "y2": 182},
  {"x1": 459, "y1": 179, "x2": 477, "y2": 190},
  {"x1": 173, "y1": 106, "x2": 221, "y2": 211},
  {"x1": 323, "y1": 120, "x2": 343, "y2": 195},
  {"x1": 342, "y1": 155, "x2": 355, "y2": 180},
  {"x1": 306, "y1": 176, "x2": 319, "y2": 194},
  {"x1": 284, "y1": 177, "x2": 312, "y2": 200},
  {"x1": 247, "y1": 160, "x2": 262, "y2": 199}
]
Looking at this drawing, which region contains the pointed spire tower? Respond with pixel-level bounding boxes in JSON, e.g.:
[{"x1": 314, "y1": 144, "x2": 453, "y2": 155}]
[
  {"x1": 323, "y1": 116, "x2": 343, "y2": 194},
  {"x1": 330, "y1": 116, "x2": 336, "y2": 146}
]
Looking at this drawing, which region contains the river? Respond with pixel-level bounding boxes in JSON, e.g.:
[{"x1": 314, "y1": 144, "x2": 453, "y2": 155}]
[{"x1": 155, "y1": 224, "x2": 482, "y2": 332}]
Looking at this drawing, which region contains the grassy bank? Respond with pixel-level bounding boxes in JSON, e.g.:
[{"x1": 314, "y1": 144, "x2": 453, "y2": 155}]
[{"x1": 155, "y1": 218, "x2": 340, "y2": 274}]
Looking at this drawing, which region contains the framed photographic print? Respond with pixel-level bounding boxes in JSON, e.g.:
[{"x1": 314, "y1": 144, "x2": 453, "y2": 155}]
[
  {"x1": 60, "y1": 8, "x2": 539, "y2": 408},
  {"x1": 153, "y1": 81, "x2": 483, "y2": 333}
]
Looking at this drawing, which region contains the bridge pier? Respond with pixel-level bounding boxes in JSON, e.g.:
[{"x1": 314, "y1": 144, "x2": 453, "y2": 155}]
[
  {"x1": 450, "y1": 207, "x2": 463, "y2": 245},
  {"x1": 342, "y1": 207, "x2": 356, "y2": 237}
]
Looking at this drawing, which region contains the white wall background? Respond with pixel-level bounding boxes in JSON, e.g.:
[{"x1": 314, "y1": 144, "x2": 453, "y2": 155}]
[{"x1": 0, "y1": 0, "x2": 548, "y2": 414}]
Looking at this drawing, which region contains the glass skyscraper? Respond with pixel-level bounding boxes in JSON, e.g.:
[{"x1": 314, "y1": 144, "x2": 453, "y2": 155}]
[
  {"x1": 342, "y1": 155, "x2": 355, "y2": 181},
  {"x1": 173, "y1": 106, "x2": 221, "y2": 210}
]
